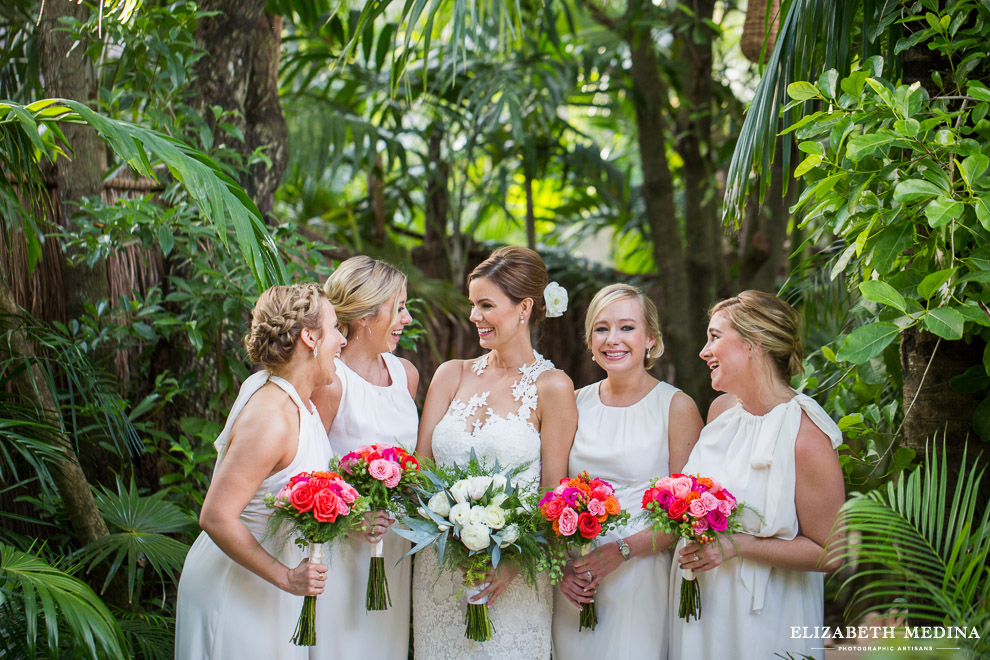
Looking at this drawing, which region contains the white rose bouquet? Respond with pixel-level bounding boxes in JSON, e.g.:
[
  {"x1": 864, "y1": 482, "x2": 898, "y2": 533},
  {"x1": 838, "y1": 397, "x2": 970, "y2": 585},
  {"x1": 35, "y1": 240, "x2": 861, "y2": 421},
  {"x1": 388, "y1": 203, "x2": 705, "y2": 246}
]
[{"x1": 395, "y1": 450, "x2": 545, "y2": 642}]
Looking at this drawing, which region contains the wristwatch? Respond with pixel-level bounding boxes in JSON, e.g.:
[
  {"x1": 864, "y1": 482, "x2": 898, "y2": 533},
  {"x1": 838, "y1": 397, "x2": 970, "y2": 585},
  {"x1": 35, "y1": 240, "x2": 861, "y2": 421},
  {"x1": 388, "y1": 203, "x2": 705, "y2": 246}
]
[{"x1": 616, "y1": 538, "x2": 631, "y2": 561}]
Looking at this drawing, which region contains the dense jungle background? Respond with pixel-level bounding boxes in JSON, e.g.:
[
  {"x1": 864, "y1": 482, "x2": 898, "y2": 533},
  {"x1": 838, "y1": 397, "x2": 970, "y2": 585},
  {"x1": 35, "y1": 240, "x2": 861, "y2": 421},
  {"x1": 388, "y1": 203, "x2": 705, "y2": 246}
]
[{"x1": 1, "y1": 0, "x2": 988, "y2": 657}]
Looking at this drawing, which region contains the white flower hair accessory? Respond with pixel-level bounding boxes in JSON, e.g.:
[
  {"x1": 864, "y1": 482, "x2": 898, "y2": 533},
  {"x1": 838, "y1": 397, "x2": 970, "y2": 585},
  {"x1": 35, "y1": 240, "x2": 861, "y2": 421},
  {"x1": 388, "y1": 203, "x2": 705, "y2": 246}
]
[{"x1": 543, "y1": 281, "x2": 568, "y2": 318}]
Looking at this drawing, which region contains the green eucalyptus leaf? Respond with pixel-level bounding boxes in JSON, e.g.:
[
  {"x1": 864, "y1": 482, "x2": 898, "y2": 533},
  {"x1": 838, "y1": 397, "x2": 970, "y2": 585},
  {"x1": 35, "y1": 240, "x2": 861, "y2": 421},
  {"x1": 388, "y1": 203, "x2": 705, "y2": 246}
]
[
  {"x1": 924, "y1": 197, "x2": 963, "y2": 227},
  {"x1": 859, "y1": 281, "x2": 907, "y2": 312},
  {"x1": 836, "y1": 323, "x2": 901, "y2": 364},
  {"x1": 923, "y1": 307, "x2": 965, "y2": 340}
]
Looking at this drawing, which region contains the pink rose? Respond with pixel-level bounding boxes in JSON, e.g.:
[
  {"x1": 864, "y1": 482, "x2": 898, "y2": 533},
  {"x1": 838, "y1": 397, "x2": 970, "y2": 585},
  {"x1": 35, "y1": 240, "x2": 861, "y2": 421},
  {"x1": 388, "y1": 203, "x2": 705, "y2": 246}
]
[
  {"x1": 654, "y1": 477, "x2": 673, "y2": 491},
  {"x1": 692, "y1": 517, "x2": 710, "y2": 534},
  {"x1": 670, "y1": 477, "x2": 693, "y2": 499},
  {"x1": 688, "y1": 499, "x2": 708, "y2": 518},
  {"x1": 558, "y1": 507, "x2": 579, "y2": 536},
  {"x1": 354, "y1": 444, "x2": 375, "y2": 453},
  {"x1": 710, "y1": 480, "x2": 722, "y2": 492},
  {"x1": 369, "y1": 459, "x2": 392, "y2": 481},
  {"x1": 718, "y1": 500, "x2": 734, "y2": 517},
  {"x1": 339, "y1": 483, "x2": 358, "y2": 503},
  {"x1": 707, "y1": 509, "x2": 728, "y2": 531},
  {"x1": 700, "y1": 492, "x2": 720, "y2": 512},
  {"x1": 587, "y1": 498, "x2": 606, "y2": 516},
  {"x1": 384, "y1": 463, "x2": 402, "y2": 488}
]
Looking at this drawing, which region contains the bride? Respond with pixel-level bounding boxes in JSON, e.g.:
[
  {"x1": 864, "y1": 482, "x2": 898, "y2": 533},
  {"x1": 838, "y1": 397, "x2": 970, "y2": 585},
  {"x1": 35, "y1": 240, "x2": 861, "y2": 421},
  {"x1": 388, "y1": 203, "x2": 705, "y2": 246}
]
[{"x1": 412, "y1": 246, "x2": 578, "y2": 659}]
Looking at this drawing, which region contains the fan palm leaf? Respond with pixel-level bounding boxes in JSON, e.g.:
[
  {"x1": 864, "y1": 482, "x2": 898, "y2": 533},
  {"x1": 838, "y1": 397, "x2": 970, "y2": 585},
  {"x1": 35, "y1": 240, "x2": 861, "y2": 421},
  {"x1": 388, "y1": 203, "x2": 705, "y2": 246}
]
[
  {"x1": 0, "y1": 543, "x2": 127, "y2": 660},
  {"x1": 834, "y1": 443, "x2": 990, "y2": 658}
]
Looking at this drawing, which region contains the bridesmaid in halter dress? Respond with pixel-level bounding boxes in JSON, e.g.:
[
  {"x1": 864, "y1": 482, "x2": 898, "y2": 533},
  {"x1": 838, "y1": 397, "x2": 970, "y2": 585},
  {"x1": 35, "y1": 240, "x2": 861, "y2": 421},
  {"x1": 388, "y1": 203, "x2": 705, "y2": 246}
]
[
  {"x1": 670, "y1": 291, "x2": 845, "y2": 660},
  {"x1": 175, "y1": 284, "x2": 347, "y2": 659},
  {"x1": 310, "y1": 256, "x2": 419, "y2": 660}
]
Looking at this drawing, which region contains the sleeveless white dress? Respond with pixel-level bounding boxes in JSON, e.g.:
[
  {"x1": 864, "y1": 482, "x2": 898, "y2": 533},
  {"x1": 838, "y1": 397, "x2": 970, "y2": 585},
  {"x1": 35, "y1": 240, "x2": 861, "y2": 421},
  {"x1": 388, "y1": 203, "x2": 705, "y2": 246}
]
[
  {"x1": 175, "y1": 372, "x2": 333, "y2": 660},
  {"x1": 668, "y1": 393, "x2": 842, "y2": 660},
  {"x1": 412, "y1": 352, "x2": 555, "y2": 660},
  {"x1": 552, "y1": 380, "x2": 678, "y2": 659},
  {"x1": 311, "y1": 352, "x2": 419, "y2": 660}
]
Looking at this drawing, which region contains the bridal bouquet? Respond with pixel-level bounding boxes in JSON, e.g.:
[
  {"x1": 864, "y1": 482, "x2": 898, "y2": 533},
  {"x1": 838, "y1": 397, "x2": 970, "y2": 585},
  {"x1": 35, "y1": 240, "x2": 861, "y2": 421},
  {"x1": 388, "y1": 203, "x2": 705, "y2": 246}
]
[
  {"x1": 395, "y1": 450, "x2": 544, "y2": 642},
  {"x1": 265, "y1": 471, "x2": 369, "y2": 645},
  {"x1": 330, "y1": 444, "x2": 422, "y2": 610},
  {"x1": 535, "y1": 472, "x2": 629, "y2": 631},
  {"x1": 641, "y1": 473, "x2": 743, "y2": 621}
]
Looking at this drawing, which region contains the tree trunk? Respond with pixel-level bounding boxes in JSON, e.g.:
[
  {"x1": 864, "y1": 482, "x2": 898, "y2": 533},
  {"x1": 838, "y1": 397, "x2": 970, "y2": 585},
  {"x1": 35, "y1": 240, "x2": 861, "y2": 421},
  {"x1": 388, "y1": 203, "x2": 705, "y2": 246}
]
[
  {"x1": 39, "y1": 0, "x2": 108, "y2": 320},
  {"x1": 193, "y1": 1, "x2": 288, "y2": 217},
  {"x1": 627, "y1": 23, "x2": 706, "y2": 402}
]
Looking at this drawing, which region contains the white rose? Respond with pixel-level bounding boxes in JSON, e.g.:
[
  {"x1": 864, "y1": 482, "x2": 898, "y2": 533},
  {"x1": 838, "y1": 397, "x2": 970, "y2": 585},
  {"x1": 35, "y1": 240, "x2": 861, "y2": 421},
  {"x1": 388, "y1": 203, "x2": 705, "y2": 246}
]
[
  {"x1": 467, "y1": 476, "x2": 492, "y2": 501},
  {"x1": 499, "y1": 523, "x2": 519, "y2": 548},
  {"x1": 469, "y1": 505, "x2": 489, "y2": 525},
  {"x1": 543, "y1": 282, "x2": 568, "y2": 318},
  {"x1": 485, "y1": 505, "x2": 506, "y2": 529},
  {"x1": 491, "y1": 474, "x2": 507, "y2": 492},
  {"x1": 449, "y1": 502, "x2": 472, "y2": 526},
  {"x1": 460, "y1": 523, "x2": 491, "y2": 552},
  {"x1": 450, "y1": 480, "x2": 470, "y2": 504},
  {"x1": 428, "y1": 492, "x2": 451, "y2": 518}
]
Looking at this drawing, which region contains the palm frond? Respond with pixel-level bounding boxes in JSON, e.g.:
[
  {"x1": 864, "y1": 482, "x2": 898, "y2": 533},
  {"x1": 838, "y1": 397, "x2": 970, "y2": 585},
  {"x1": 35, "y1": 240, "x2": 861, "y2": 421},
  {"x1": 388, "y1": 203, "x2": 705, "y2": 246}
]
[
  {"x1": 0, "y1": 99, "x2": 285, "y2": 291},
  {"x1": 834, "y1": 443, "x2": 990, "y2": 657},
  {"x1": 0, "y1": 543, "x2": 127, "y2": 660},
  {"x1": 72, "y1": 479, "x2": 196, "y2": 600},
  {"x1": 116, "y1": 609, "x2": 175, "y2": 660}
]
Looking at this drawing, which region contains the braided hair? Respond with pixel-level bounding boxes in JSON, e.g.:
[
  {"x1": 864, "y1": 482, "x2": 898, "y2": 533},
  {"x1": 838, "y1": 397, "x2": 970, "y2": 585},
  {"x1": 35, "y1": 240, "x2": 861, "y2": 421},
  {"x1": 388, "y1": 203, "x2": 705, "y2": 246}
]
[{"x1": 243, "y1": 283, "x2": 327, "y2": 371}]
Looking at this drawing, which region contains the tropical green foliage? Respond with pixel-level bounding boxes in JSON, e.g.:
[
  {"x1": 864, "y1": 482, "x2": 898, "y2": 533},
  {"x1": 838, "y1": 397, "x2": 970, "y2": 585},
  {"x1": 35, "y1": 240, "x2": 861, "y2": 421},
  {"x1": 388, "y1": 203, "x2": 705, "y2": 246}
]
[{"x1": 835, "y1": 444, "x2": 990, "y2": 658}]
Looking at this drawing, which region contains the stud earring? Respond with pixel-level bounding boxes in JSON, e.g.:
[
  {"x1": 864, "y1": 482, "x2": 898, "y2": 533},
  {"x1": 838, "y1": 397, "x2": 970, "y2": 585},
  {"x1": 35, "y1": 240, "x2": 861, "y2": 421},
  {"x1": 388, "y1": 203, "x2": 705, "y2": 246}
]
[{"x1": 313, "y1": 345, "x2": 319, "y2": 358}]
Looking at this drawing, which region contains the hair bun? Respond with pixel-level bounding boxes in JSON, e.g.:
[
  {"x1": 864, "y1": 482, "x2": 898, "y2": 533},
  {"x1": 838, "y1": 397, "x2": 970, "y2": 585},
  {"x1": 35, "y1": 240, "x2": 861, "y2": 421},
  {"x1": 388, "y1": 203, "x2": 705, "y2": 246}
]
[{"x1": 243, "y1": 284, "x2": 327, "y2": 371}]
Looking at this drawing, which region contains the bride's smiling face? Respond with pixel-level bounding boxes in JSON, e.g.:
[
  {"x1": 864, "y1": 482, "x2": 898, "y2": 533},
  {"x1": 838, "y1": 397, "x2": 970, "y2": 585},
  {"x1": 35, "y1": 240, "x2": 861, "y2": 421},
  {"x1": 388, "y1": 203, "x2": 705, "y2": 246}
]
[{"x1": 467, "y1": 277, "x2": 528, "y2": 349}]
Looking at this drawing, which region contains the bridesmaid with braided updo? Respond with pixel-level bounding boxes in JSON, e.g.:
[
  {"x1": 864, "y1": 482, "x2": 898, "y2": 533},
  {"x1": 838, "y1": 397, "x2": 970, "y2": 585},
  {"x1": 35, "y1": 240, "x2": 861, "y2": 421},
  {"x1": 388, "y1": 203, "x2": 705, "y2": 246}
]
[{"x1": 175, "y1": 284, "x2": 347, "y2": 660}]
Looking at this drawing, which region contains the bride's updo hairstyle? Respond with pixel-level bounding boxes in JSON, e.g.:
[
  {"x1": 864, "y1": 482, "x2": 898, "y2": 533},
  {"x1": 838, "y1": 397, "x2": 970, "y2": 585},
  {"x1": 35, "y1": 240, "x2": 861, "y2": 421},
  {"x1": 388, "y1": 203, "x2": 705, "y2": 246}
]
[
  {"x1": 323, "y1": 256, "x2": 407, "y2": 338},
  {"x1": 468, "y1": 246, "x2": 549, "y2": 325},
  {"x1": 584, "y1": 283, "x2": 665, "y2": 369},
  {"x1": 243, "y1": 283, "x2": 327, "y2": 371},
  {"x1": 710, "y1": 290, "x2": 803, "y2": 381}
]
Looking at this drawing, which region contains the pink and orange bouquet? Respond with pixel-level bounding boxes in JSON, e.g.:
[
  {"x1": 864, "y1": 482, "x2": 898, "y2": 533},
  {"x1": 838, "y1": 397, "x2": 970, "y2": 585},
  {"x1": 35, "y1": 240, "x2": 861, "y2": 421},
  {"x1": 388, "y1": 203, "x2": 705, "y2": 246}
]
[
  {"x1": 265, "y1": 471, "x2": 369, "y2": 645},
  {"x1": 536, "y1": 472, "x2": 629, "y2": 631},
  {"x1": 331, "y1": 444, "x2": 423, "y2": 610},
  {"x1": 641, "y1": 473, "x2": 743, "y2": 621}
]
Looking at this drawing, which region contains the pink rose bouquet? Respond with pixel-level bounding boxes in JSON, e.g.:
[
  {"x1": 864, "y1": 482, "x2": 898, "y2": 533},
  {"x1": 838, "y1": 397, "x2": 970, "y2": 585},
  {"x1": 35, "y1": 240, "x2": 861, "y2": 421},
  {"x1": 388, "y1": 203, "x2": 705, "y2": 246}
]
[
  {"x1": 265, "y1": 471, "x2": 369, "y2": 645},
  {"x1": 535, "y1": 472, "x2": 629, "y2": 631},
  {"x1": 330, "y1": 444, "x2": 423, "y2": 610},
  {"x1": 641, "y1": 473, "x2": 745, "y2": 621}
]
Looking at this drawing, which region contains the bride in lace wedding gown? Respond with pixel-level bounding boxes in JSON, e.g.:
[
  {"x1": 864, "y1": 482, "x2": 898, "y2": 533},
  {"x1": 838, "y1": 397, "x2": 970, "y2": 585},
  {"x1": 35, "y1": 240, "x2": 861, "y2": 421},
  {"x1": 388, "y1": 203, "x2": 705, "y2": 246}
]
[{"x1": 412, "y1": 247, "x2": 577, "y2": 660}]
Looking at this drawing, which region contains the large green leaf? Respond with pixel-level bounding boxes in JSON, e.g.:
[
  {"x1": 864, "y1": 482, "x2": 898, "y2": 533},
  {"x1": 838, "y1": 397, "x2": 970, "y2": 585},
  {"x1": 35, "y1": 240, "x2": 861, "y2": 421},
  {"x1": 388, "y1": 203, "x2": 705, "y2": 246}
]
[
  {"x1": 859, "y1": 280, "x2": 907, "y2": 312},
  {"x1": 923, "y1": 307, "x2": 965, "y2": 340},
  {"x1": 836, "y1": 323, "x2": 901, "y2": 364},
  {"x1": 0, "y1": 544, "x2": 127, "y2": 660}
]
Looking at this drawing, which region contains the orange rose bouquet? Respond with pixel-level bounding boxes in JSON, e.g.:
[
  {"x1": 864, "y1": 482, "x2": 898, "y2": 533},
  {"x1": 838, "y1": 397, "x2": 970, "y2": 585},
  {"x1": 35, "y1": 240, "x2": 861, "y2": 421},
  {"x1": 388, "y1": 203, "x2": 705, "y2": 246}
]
[
  {"x1": 265, "y1": 471, "x2": 369, "y2": 645},
  {"x1": 535, "y1": 472, "x2": 629, "y2": 631}
]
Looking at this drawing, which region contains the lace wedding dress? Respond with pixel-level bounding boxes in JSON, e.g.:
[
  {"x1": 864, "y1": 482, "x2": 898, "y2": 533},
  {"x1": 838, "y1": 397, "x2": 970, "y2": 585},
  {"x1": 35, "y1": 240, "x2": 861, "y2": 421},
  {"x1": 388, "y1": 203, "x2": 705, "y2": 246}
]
[{"x1": 412, "y1": 352, "x2": 554, "y2": 660}]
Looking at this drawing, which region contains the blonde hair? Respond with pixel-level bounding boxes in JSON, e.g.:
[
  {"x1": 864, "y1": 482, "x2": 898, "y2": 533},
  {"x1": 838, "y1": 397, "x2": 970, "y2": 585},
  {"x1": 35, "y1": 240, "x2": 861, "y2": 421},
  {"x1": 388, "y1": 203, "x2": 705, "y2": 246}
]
[
  {"x1": 323, "y1": 256, "x2": 407, "y2": 338},
  {"x1": 243, "y1": 283, "x2": 327, "y2": 371},
  {"x1": 468, "y1": 246, "x2": 549, "y2": 324},
  {"x1": 584, "y1": 283, "x2": 665, "y2": 369},
  {"x1": 711, "y1": 290, "x2": 803, "y2": 380}
]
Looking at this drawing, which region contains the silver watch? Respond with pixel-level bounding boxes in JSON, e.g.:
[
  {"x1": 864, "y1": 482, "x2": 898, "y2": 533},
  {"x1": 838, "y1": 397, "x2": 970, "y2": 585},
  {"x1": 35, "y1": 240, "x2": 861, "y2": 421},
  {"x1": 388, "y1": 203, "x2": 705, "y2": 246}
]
[{"x1": 616, "y1": 538, "x2": 631, "y2": 561}]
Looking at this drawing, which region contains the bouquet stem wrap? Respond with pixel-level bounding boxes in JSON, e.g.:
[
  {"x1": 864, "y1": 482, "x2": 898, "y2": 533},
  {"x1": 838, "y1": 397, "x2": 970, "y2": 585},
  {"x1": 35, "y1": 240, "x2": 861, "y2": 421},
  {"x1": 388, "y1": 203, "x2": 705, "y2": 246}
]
[
  {"x1": 366, "y1": 538, "x2": 391, "y2": 611},
  {"x1": 677, "y1": 539, "x2": 701, "y2": 622},
  {"x1": 578, "y1": 544, "x2": 597, "y2": 632},
  {"x1": 292, "y1": 542, "x2": 324, "y2": 646},
  {"x1": 464, "y1": 581, "x2": 494, "y2": 642}
]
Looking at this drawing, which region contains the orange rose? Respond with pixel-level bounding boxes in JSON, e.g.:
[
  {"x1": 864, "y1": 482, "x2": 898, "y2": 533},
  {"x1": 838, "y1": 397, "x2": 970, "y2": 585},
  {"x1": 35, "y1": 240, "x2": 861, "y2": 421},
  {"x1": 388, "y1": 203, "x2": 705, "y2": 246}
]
[
  {"x1": 568, "y1": 478, "x2": 583, "y2": 487},
  {"x1": 685, "y1": 492, "x2": 700, "y2": 502},
  {"x1": 576, "y1": 483, "x2": 592, "y2": 497},
  {"x1": 604, "y1": 497, "x2": 620, "y2": 515},
  {"x1": 697, "y1": 477, "x2": 714, "y2": 488},
  {"x1": 552, "y1": 519, "x2": 561, "y2": 535},
  {"x1": 597, "y1": 513, "x2": 607, "y2": 523}
]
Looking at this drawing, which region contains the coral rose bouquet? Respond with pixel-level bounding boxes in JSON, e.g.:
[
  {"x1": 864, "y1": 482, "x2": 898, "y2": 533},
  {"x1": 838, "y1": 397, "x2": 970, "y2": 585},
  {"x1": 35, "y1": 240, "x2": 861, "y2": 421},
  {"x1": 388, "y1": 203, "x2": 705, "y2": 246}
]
[
  {"x1": 535, "y1": 472, "x2": 629, "y2": 631},
  {"x1": 640, "y1": 473, "x2": 745, "y2": 621},
  {"x1": 265, "y1": 471, "x2": 369, "y2": 645},
  {"x1": 330, "y1": 444, "x2": 422, "y2": 611},
  {"x1": 395, "y1": 449, "x2": 545, "y2": 643}
]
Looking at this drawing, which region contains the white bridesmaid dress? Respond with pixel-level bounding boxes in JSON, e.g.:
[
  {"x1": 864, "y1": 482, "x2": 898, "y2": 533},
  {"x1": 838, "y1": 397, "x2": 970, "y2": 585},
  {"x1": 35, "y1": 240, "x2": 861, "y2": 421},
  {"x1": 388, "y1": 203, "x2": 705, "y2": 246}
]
[
  {"x1": 311, "y1": 352, "x2": 419, "y2": 660},
  {"x1": 668, "y1": 393, "x2": 842, "y2": 660},
  {"x1": 552, "y1": 380, "x2": 679, "y2": 660},
  {"x1": 175, "y1": 372, "x2": 333, "y2": 660}
]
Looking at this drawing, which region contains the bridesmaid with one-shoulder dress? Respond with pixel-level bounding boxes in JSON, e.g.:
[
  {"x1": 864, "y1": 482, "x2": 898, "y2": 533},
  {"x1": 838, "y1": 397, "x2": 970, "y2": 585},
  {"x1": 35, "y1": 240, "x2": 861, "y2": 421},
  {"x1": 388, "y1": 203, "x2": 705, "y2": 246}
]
[
  {"x1": 670, "y1": 291, "x2": 845, "y2": 660},
  {"x1": 310, "y1": 257, "x2": 419, "y2": 660},
  {"x1": 175, "y1": 284, "x2": 346, "y2": 659},
  {"x1": 552, "y1": 284, "x2": 702, "y2": 660}
]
